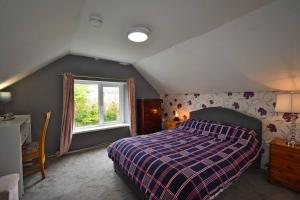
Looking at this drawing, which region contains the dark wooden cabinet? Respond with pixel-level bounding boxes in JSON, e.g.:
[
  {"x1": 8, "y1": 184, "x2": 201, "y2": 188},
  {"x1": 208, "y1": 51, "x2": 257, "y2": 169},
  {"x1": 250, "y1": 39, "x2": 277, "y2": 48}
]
[{"x1": 137, "y1": 99, "x2": 162, "y2": 135}]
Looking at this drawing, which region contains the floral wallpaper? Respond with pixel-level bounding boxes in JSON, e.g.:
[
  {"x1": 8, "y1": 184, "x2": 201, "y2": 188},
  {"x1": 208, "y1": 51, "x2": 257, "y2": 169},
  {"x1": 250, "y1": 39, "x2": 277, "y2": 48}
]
[{"x1": 161, "y1": 91, "x2": 300, "y2": 168}]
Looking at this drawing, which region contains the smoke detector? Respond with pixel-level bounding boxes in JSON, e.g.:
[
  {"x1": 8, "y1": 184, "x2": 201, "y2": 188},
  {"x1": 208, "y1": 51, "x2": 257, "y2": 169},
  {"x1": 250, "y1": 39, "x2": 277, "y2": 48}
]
[{"x1": 89, "y1": 14, "x2": 103, "y2": 27}]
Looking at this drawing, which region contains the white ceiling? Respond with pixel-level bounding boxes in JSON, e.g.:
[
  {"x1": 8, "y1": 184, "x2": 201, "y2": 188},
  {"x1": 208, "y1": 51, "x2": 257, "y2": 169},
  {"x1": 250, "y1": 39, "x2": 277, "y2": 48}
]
[
  {"x1": 1, "y1": 0, "x2": 299, "y2": 94},
  {"x1": 0, "y1": 0, "x2": 83, "y2": 89},
  {"x1": 70, "y1": 0, "x2": 273, "y2": 62},
  {"x1": 136, "y1": 0, "x2": 300, "y2": 93}
]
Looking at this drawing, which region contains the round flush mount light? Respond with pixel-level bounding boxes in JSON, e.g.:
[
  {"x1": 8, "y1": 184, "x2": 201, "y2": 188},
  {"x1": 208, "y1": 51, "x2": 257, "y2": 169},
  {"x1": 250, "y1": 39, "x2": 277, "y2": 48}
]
[
  {"x1": 127, "y1": 27, "x2": 150, "y2": 43},
  {"x1": 89, "y1": 14, "x2": 103, "y2": 27}
]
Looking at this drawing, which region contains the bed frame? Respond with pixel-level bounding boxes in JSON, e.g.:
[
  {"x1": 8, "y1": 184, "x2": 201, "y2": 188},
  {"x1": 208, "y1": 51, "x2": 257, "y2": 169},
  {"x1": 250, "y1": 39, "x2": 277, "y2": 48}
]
[{"x1": 114, "y1": 107, "x2": 262, "y2": 200}]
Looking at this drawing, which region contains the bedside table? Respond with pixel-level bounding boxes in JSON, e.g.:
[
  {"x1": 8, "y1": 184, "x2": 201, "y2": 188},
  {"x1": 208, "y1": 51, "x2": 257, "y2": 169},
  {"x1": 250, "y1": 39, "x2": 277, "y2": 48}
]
[
  {"x1": 165, "y1": 120, "x2": 183, "y2": 130},
  {"x1": 269, "y1": 138, "x2": 300, "y2": 191}
]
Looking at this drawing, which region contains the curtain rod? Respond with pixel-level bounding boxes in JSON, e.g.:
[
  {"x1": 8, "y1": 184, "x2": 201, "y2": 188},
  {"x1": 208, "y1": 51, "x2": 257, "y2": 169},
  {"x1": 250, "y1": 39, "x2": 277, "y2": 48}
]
[{"x1": 56, "y1": 73, "x2": 128, "y2": 81}]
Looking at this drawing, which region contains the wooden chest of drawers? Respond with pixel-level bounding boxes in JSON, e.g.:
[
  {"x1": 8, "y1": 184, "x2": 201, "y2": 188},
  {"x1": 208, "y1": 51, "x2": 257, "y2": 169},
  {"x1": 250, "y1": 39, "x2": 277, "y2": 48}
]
[{"x1": 269, "y1": 138, "x2": 300, "y2": 191}]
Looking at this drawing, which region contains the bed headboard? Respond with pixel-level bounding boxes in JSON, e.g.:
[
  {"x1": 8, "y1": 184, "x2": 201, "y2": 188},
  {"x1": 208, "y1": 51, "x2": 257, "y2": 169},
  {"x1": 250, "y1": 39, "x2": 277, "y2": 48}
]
[{"x1": 190, "y1": 107, "x2": 262, "y2": 143}]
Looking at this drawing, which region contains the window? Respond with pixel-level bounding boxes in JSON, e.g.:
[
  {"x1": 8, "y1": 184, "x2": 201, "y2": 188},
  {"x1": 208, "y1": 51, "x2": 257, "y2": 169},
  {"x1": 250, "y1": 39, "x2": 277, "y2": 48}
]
[{"x1": 73, "y1": 80, "x2": 127, "y2": 133}]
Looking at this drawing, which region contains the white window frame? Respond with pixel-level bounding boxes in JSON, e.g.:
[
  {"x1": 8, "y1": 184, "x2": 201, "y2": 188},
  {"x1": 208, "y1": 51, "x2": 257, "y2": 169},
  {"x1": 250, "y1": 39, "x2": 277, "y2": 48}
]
[{"x1": 73, "y1": 79, "x2": 128, "y2": 134}]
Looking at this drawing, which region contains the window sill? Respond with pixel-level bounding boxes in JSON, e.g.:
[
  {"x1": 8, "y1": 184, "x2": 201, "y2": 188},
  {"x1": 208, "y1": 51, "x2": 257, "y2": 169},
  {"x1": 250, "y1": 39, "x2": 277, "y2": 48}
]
[{"x1": 73, "y1": 123, "x2": 130, "y2": 134}]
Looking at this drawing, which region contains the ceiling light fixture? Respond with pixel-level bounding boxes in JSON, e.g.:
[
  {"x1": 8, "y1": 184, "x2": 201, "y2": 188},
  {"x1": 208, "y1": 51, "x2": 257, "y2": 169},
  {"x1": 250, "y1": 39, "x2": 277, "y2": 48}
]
[{"x1": 127, "y1": 27, "x2": 150, "y2": 43}]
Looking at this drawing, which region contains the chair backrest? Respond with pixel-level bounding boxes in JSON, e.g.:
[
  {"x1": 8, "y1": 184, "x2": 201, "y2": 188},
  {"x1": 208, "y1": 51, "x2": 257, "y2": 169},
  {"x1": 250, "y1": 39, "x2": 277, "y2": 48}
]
[{"x1": 38, "y1": 112, "x2": 51, "y2": 160}]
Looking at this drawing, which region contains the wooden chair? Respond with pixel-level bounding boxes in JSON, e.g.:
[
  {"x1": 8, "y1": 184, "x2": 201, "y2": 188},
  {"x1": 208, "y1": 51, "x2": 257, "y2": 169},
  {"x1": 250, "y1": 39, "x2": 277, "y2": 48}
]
[{"x1": 22, "y1": 111, "x2": 51, "y2": 179}]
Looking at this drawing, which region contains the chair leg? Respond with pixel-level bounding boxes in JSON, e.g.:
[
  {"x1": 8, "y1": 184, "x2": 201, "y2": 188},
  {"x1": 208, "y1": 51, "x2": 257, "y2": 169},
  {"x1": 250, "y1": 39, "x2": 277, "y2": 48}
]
[
  {"x1": 39, "y1": 159, "x2": 46, "y2": 179},
  {"x1": 40, "y1": 164, "x2": 46, "y2": 179}
]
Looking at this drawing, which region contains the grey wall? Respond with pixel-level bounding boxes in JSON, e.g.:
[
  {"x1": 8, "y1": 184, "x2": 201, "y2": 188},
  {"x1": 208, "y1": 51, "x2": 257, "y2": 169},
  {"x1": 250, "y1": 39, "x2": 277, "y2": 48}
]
[{"x1": 6, "y1": 55, "x2": 159, "y2": 155}]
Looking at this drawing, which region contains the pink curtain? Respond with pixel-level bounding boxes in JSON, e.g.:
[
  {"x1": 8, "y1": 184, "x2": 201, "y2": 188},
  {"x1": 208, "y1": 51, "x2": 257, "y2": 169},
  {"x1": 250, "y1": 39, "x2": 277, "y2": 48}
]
[
  {"x1": 59, "y1": 73, "x2": 74, "y2": 156},
  {"x1": 127, "y1": 79, "x2": 137, "y2": 136}
]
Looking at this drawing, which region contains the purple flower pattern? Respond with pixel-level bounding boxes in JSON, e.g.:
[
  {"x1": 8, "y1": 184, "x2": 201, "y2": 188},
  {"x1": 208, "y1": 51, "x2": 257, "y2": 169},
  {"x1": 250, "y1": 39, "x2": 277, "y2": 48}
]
[
  {"x1": 282, "y1": 113, "x2": 299, "y2": 122},
  {"x1": 267, "y1": 123, "x2": 277, "y2": 132},
  {"x1": 243, "y1": 92, "x2": 254, "y2": 99},
  {"x1": 177, "y1": 104, "x2": 182, "y2": 109},
  {"x1": 232, "y1": 102, "x2": 239, "y2": 109},
  {"x1": 258, "y1": 107, "x2": 267, "y2": 116},
  {"x1": 162, "y1": 92, "x2": 299, "y2": 144}
]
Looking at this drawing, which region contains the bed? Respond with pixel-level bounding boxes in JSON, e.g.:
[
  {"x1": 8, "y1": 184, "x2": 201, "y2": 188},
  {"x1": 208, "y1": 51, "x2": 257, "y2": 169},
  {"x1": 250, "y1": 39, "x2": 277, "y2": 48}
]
[{"x1": 107, "y1": 107, "x2": 262, "y2": 200}]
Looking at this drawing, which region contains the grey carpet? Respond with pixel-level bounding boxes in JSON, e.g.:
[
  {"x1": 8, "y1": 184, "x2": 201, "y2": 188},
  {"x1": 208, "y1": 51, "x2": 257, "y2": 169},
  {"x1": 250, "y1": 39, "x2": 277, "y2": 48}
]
[{"x1": 23, "y1": 146, "x2": 300, "y2": 200}]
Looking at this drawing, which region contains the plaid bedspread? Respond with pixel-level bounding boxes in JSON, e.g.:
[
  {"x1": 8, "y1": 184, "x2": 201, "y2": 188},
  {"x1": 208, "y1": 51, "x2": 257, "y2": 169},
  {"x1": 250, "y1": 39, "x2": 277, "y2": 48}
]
[{"x1": 107, "y1": 119, "x2": 262, "y2": 200}]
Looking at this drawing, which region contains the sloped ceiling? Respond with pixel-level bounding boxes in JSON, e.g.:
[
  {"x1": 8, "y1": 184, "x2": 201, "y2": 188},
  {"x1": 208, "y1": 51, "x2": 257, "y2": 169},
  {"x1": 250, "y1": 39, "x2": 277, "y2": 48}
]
[
  {"x1": 0, "y1": 0, "x2": 83, "y2": 89},
  {"x1": 70, "y1": 0, "x2": 273, "y2": 62},
  {"x1": 1, "y1": 0, "x2": 299, "y2": 94},
  {"x1": 136, "y1": 0, "x2": 300, "y2": 93}
]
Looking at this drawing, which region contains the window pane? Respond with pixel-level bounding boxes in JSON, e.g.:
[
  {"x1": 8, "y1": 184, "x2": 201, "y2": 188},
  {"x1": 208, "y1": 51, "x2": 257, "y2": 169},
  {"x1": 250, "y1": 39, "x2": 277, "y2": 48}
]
[
  {"x1": 74, "y1": 83, "x2": 99, "y2": 128},
  {"x1": 103, "y1": 86, "x2": 120, "y2": 122}
]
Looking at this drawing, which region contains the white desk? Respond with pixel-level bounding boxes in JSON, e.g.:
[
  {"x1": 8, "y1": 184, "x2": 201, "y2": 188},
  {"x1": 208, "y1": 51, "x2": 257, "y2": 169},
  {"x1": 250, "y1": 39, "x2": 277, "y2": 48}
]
[{"x1": 0, "y1": 115, "x2": 31, "y2": 199}]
